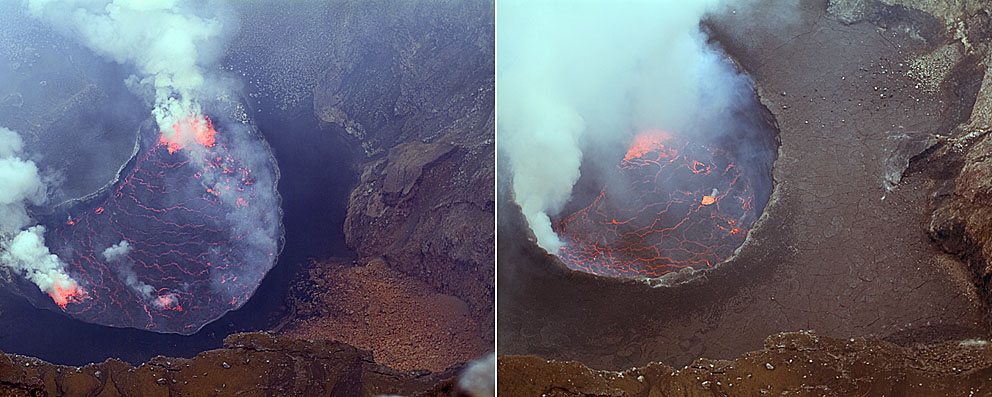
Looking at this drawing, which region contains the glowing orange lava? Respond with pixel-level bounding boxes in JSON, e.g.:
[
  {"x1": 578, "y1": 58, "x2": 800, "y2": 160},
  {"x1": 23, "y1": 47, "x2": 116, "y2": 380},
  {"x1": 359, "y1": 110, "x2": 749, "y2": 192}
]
[
  {"x1": 50, "y1": 282, "x2": 85, "y2": 310},
  {"x1": 624, "y1": 130, "x2": 674, "y2": 161},
  {"x1": 159, "y1": 114, "x2": 218, "y2": 154},
  {"x1": 554, "y1": 130, "x2": 758, "y2": 278},
  {"x1": 154, "y1": 294, "x2": 182, "y2": 311}
]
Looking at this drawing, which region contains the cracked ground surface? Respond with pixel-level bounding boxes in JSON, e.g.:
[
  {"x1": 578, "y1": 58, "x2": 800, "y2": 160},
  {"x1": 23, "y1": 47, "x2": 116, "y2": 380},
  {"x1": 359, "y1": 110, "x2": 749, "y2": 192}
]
[{"x1": 498, "y1": 0, "x2": 991, "y2": 371}]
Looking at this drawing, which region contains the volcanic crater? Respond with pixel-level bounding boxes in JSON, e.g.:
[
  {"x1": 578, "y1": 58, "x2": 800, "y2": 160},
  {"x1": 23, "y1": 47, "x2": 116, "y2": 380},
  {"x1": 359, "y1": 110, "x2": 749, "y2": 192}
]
[
  {"x1": 498, "y1": 0, "x2": 992, "y2": 375},
  {"x1": 552, "y1": 82, "x2": 779, "y2": 279}
]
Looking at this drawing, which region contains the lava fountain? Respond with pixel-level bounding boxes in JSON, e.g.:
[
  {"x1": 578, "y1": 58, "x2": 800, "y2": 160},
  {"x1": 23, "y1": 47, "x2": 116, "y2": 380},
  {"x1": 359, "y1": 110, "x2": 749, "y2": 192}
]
[
  {"x1": 34, "y1": 102, "x2": 283, "y2": 334},
  {"x1": 553, "y1": 127, "x2": 770, "y2": 278}
]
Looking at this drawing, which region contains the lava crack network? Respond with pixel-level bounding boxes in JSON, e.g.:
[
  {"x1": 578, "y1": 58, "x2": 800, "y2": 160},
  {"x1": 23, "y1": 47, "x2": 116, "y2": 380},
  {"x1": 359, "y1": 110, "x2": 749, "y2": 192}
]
[
  {"x1": 554, "y1": 130, "x2": 757, "y2": 278},
  {"x1": 43, "y1": 112, "x2": 281, "y2": 334}
]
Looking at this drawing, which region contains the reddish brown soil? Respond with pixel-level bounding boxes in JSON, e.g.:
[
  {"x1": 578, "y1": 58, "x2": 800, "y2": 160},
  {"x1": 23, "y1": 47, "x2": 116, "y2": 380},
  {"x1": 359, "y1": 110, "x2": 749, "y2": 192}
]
[{"x1": 281, "y1": 258, "x2": 488, "y2": 372}]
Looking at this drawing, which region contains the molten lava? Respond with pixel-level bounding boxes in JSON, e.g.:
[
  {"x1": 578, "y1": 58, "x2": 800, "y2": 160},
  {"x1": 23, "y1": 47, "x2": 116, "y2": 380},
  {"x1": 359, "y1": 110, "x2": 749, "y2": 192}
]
[
  {"x1": 49, "y1": 279, "x2": 85, "y2": 310},
  {"x1": 554, "y1": 130, "x2": 757, "y2": 278},
  {"x1": 159, "y1": 114, "x2": 218, "y2": 154},
  {"x1": 44, "y1": 112, "x2": 282, "y2": 334},
  {"x1": 624, "y1": 130, "x2": 674, "y2": 161},
  {"x1": 154, "y1": 293, "x2": 180, "y2": 311}
]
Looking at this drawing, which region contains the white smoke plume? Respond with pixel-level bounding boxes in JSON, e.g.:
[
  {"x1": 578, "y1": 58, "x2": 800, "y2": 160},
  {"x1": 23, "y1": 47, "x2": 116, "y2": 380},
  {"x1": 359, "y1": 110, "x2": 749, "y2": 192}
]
[
  {"x1": 104, "y1": 240, "x2": 173, "y2": 305},
  {"x1": 118, "y1": 263, "x2": 154, "y2": 300},
  {"x1": 456, "y1": 352, "x2": 495, "y2": 397},
  {"x1": 102, "y1": 240, "x2": 132, "y2": 262},
  {"x1": 26, "y1": 0, "x2": 225, "y2": 138},
  {"x1": 497, "y1": 0, "x2": 745, "y2": 254},
  {"x1": 0, "y1": 127, "x2": 81, "y2": 304},
  {"x1": 0, "y1": 127, "x2": 45, "y2": 234},
  {"x1": 24, "y1": 0, "x2": 284, "y2": 315},
  {"x1": 105, "y1": 240, "x2": 183, "y2": 309},
  {"x1": 1, "y1": 226, "x2": 80, "y2": 301}
]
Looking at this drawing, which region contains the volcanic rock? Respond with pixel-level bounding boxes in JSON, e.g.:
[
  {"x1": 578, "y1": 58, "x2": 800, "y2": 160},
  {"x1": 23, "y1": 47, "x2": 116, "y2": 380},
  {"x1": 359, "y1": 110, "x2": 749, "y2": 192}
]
[
  {"x1": 229, "y1": 0, "x2": 496, "y2": 363},
  {"x1": 311, "y1": 0, "x2": 495, "y2": 345},
  {"x1": 344, "y1": 137, "x2": 495, "y2": 343},
  {"x1": 499, "y1": 332, "x2": 992, "y2": 396},
  {"x1": 309, "y1": 1, "x2": 494, "y2": 157},
  {"x1": 925, "y1": 8, "x2": 992, "y2": 328},
  {"x1": 281, "y1": 258, "x2": 488, "y2": 372},
  {"x1": 0, "y1": 332, "x2": 466, "y2": 396}
]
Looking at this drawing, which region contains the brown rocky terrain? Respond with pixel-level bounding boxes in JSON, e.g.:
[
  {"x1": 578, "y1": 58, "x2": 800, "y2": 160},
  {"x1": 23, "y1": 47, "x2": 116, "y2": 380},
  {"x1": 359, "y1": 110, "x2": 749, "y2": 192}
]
[
  {"x1": 228, "y1": 0, "x2": 495, "y2": 351},
  {"x1": 500, "y1": 331, "x2": 992, "y2": 396},
  {"x1": 498, "y1": 0, "x2": 992, "y2": 388},
  {"x1": 281, "y1": 258, "x2": 488, "y2": 372},
  {"x1": 343, "y1": 136, "x2": 495, "y2": 346},
  {"x1": 0, "y1": 332, "x2": 464, "y2": 396},
  {"x1": 924, "y1": 5, "x2": 992, "y2": 330},
  {"x1": 328, "y1": 27, "x2": 496, "y2": 348},
  {"x1": 272, "y1": 0, "x2": 496, "y2": 373}
]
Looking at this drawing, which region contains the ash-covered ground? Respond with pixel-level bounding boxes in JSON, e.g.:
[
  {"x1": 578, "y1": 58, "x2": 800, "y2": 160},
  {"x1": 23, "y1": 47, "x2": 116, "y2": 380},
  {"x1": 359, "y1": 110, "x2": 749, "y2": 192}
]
[{"x1": 499, "y1": 0, "x2": 992, "y2": 393}]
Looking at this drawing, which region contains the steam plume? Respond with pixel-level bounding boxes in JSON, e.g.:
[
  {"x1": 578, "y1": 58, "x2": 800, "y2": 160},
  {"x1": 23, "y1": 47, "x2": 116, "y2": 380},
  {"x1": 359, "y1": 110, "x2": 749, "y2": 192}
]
[
  {"x1": 118, "y1": 262, "x2": 155, "y2": 301},
  {"x1": 20, "y1": 0, "x2": 283, "y2": 326},
  {"x1": 0, "y1": 127, "x2": 82, "y2": 305},
  {"x1": 103, "y1": 240, "x2": 171, "y2": 307},
  {"x1": 498, "y1": 0, "x2": 746, "y2": 253},
  {"x1": 0, "y1": 127, "x2": 45, "y2": 234},
  {"x1": 102, "y1": 240, "x2": 132, "y2": 262},
  {"x1": 456, "y1": 352, "x2": 495, "y2": 397},
  {"x1": 26, "y1": 0, "x2": 224, "y2": 136},
  {"x1": 14, "y1": 0, "x2": 227, "y2": 307}
]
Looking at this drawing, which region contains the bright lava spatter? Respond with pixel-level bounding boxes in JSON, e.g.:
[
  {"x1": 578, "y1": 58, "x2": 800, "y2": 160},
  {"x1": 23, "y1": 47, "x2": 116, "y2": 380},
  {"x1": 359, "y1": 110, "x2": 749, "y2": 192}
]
[
  {"x1": 50, "y1": 280, "x2": 85, "y2": 309},
  {"x1": 553, "y1": 130, "x2": 757, "y2": 278},
  {"x1": 44, "y1": 114, "x2": 281, "y2": 334}
]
